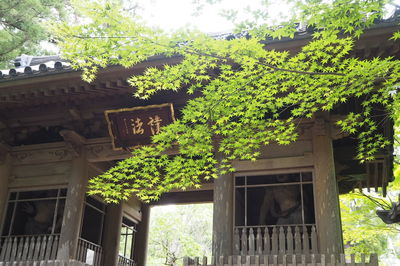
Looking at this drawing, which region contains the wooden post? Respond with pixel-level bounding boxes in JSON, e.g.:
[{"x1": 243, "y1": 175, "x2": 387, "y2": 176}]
[
  {"x1": 212, "y1": 151, "x2": 233, "y2": 258},
  {"x1": 133, "y1": 203, "x2": 150, "y2": 266},
  {"x1": 312, "y1": 117, "x2": 344, "y2": 254},
  {"x1": 0, "y1": 145, "x2": 11, "y2": 226},
  {"x1": 102, "y1": 203, "x2": 123, "y2": 266},
  {"x1": 57, "y1": 150, "x2": 88, "y2": 260}
]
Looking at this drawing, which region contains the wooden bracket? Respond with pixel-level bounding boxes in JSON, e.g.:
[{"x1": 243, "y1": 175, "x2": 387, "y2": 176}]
[
  {"x1": 59, "y1": 130, "x2": 87, "y2": 157},
  {"x1": 0, "y1": 143, "x2": 10, "y2": 164},
  {"x1": 313, "y1": 118, "x2": 328, "y2": 136}
]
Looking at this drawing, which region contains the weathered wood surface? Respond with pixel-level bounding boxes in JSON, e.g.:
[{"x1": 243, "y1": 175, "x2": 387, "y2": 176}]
[
  {"x1": 312, "y1": 117, "x2": 343, "y2": 254},
  {"x1": 213, "y1": 151, "x2": 234, "y2": 258},
  {"x1": 183, "y1": 253, "x2": 379, "y2": 266},
  {"x1": 133, "y1": 204, "x2": 150, "y2": 266},
  {"x1": 232, "y1": 154, "x2": 313, "y2": 172},
  {"x1": 8, "y1": 135, "x2": 181, "y2": 168},
  {"x1": 361, "y1": 158, "x2": 390, "y2": 196},
  {"x1": 57, "y1": 151, "x2": 88, "y2": 261},
  {"x1": 102, "y1": 204, "x2": 123, "y2": 266},
  {"x1": 0, "y1": 259, "x2": 87, "y2": 265},
  {"x1": 0, "y1": 150, "x2": 11, "y2": 233},
  {"x1": 234, "y1": 226, "x2": 318, "y2": 256}
]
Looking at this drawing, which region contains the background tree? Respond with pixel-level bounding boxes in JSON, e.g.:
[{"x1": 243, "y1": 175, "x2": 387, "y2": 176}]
[
  {"x1": 147, "y1": 204, "x2": 212, "y2": 266},
  {"x1": 339, "y1": 166, "x2": 400, "y2": 264},
  {"x1": 0, "y1": 0, "x2": 70, "y2": 68},
  {"x1": 55, "y1": 0, "x2": 400, "y2": 203}
]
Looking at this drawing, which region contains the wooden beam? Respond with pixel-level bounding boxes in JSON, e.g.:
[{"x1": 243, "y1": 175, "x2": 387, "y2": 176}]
[
  {"x1": 86, "y1": 138, "x2": 131, "y2": 162},
  {"x1": 85, "y1": 137, "x2": 180, "y2": 162},
  {"x1": 0, "y1": 143, "x2": 10, "y2": 163},
  {"x1": 59, "y1": 130, "x2": 86, "y2": 157},
  {"x1": 0, "y1": 144, "x2": 11, "y2": 227},
  {"x1": 312, "y1": 116, "x2": 344, "y2": 255},
  {"x1": 102, "y1": 203, "x2": 123, "y2": 266},
  {"x1": 212, "y1": 151, "x2": 234, "y2": 258},
  {"x1": 133, "y1": 204, "x2": 150, "y2": 266},
  {"x1": 68, "y1": 108, "x2": 83, "y2": 121},
  {"x1": 57, "y1": 149, "x2": 88, "y2": 260},
  {"x1": 8, "y1": 175, "x2": 69, "y2": 188},
  {"x1": 122, "y1": 201, "x2": 142, "y2": 222},
  {"x1": 152, "y1": 190, "x2": 213, "y2": 206},
  {"x1": 232, "y1": 153, "x2": 313, "y2": 172},
  {"x1": 88, "y1": 161, "x2": 113, "y2": 175}
]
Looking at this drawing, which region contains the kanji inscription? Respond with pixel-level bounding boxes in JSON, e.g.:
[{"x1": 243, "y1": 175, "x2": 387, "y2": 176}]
[{"x1": 105, "y1": 103, "x2": 175, "y2": 150}]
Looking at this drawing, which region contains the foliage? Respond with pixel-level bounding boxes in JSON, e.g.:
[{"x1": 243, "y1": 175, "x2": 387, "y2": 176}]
[
  {"x1": 0, "y1": 0, "x2": 70, "y2": 68},
  {"x1": 147, "y1": 204, "x2": 212, "y2": 266},
  {"x1": 339, "y1": 89, "x2": 400, "y2": 263},
  {"x1": 340, "y1": 193, "x2": 398, "y2": 257},
  {"x1": 224, "y1": 0, "x2": 393, "y2": 39},
  {"x1": 340, "y1": 166, "x2": 400, "y2": 263},
  {"x1": 54, "y1": 0, "x2": 400, "y2": 202}
]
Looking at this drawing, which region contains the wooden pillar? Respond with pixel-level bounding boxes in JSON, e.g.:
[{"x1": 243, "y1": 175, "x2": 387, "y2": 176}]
[
  {"x1": 57, "y1": 150, "x2": 88, "y2": 260},
  {"x1": 0, "y1": 146, "x2": 11, "y2": 225},
  {"x1": 102, "y1": 203, "x2": 123, "y2": 266},
  {"x1": 212, "y1": 152, "x2": 234, "y2": 258},
  {"x1": 312, "y1": 117, "x2": 344, "y2": 254},
  {"x1": 133, "y1": 203, "x2": 150, "y2": 266}
]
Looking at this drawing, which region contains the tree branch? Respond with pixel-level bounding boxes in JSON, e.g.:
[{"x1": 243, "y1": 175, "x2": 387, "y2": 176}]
[{"x1": 71, "y1": 34, "x2": 346, "y2": 76}]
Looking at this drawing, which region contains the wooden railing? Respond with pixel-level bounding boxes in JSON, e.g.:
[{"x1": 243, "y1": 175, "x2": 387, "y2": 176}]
[
  {"x1": 362, "y1": 157, "x2": 390, "y2": 196},
  {"x1": 76, "y1": 238, "x2": 103, "y2": 266},
  {"x1": 183, "y1": 254, "x2": 379, "y2": 266},
  {"x1": 234, "y1": 225, "x2": 318, "y2": 255},
  {"x1": 118, "y1": 255, "x2": 136, "y2": 266},
  {"x1": 0, "y1": 234, "x2": 59, "y2": 262},
  {"x1": 0, "y1": 259, "x2": 87, "y2": 266}
]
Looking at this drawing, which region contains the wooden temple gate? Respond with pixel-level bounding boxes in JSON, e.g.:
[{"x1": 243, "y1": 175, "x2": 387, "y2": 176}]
[{"x1": 0, "y1": 22, "x2": 398, "y2": 266}]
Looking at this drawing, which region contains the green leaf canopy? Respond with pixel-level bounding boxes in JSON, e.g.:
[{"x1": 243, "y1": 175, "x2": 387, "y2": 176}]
[{"x1": 55, "y1": 0, "x2": 400, "y2": 202}]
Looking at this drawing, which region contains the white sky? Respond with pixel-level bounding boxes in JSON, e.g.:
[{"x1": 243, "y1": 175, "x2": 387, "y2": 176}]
[
  {"x1": 41, "y1": 0, "x2": 399, "y2": 55},
  {"x1": 135, "y1": 0, "x2": 267, "y2": 33},
  {"x1": 135, "y1": 0, "x2": 400, "y2": 33}
]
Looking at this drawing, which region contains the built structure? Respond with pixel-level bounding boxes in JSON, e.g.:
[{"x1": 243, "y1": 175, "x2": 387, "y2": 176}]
[{"x1": 0, "y1": 21, "x2": 398, "y2": 266}]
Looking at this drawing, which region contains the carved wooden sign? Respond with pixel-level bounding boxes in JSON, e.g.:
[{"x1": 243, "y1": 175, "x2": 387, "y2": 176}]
[{"x1": 105, "y1": 103, "x2": 175, "y2": 150}]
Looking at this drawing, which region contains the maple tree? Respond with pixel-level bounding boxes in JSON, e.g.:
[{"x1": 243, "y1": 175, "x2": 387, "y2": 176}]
[{"x1": 55, "y1": 0, "x2": 400, "y2": 202}]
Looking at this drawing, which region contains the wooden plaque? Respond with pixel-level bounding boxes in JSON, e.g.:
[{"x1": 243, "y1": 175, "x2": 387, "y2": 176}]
[{"x1": 105, "y1": 103, "x2": 175, "y2": 150}]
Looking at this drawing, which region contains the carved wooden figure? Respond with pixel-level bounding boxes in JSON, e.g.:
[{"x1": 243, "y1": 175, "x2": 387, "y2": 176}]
[{"x1": 258, "y1": 176, "x2": 303, "y2": 225}]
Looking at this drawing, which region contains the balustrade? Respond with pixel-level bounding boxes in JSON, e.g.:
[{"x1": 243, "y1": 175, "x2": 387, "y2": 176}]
[
  {"x1": 234, "y1": 225, "x2": 318, "y2": 255},
  {"x1": 118, "y1": 255, "x2": 136, "y2": 266},
  {"x1": 76, "y1": 238, "x2": 103, "y2": 266},
  {"x1": 0, "y1": 259, "x2": 86, "y2": 266},
  {"x1": 0, "y1": 235, "x2": 59, "y2": 262},
  {"x1": 0, "y1": 235, "x2": 137, "y2": 266},
  {"x1": 183, "y1": 254, "x2": 379, "y2": 266}
]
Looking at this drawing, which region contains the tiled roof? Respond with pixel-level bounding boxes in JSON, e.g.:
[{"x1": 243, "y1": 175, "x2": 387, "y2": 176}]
[
  {"x1": 0, "y1": 55, "x2": 73, "y2": 81},
  {"x1": 1, "y1": 13, "x2": 399, "y2": 82}
]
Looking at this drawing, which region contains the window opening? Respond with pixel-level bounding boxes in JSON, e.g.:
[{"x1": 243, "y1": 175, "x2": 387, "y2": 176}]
[
  {"x1": 80, "y1": 196, "x2": 106, "y2": 245},
  {"x1": 119, "y1": 217, "x2": 137, "y2": 260},
  {"x1": 234, "y1": 172, "x2": 315, "y2": 227},
  {"x1": 1, "y1": 189, "x2": 66, "y2": 236}
]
